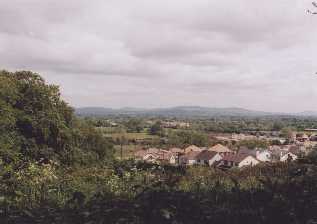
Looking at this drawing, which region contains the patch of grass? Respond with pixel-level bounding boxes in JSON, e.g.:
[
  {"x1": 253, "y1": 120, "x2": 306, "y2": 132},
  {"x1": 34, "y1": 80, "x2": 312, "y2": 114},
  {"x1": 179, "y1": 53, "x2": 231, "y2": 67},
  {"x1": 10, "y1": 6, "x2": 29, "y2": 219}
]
[
  {"x1": 107, "y1": 132, "x2": 159, "y2": 140},
  {"x1": 114, "y1": 144, "x2": 141, "y2": 159}
]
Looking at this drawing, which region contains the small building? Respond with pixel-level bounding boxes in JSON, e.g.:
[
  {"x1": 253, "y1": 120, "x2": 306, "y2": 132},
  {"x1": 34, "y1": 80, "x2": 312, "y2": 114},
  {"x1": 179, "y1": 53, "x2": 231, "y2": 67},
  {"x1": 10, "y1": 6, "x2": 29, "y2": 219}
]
[
  {"x1": 255, "y1": 150, "x2": 272, "y2": 162},
  {"x1": 135, "y1": 148, "x2": 176, "y2": 164},
  {"x1": 179, "y1": 151, "x2": 201, "y2": 165},
  {"x1": 209, "y1": 144, "x2": 233, "y2": 156},
  {"x1": 238, "y1": 147, "x2": 271, "y2": 162},
  {"x1": 219, "y1": 154, "x2": 259, "y2": 168},
  {"x1": 310, "y1": 135, "x2": 317, "y2": 141},
  {"x1": 269, "y1": 145, "x2": 282, "y2": 151},
  {"x1": 195, "y1": 150, "x2": 223, "y2": 166},
  {"x1": 170, "y1": 147, "x2": 184, "y2": 154},
  {"x1": 184, "y1": 145, "x2": 203, "y2": 154},
  {"x1": 288, "y1": 145, "x2": 304, "y2": 156},
  {"x1": 296, "y1": 133, "x2": 309, "y2": 142},
  {"x1": 305, "y1": 128, "x2": 317, "y2": 132},
  {"x1": 135, "y1": 150, "x2": 158, "y2": 163},
  {"x1": 231, "y1": 133, "x2": 257, "y2": 141},
  {"x1": 156, "y1": 150, "x2": 176, "y2": 164},
  {"x1": 270, "y1": 147, "x2": 298, "y2": 162},
  {"x1": 280, "y1": 151, "x2": 298, "y2": 162}
]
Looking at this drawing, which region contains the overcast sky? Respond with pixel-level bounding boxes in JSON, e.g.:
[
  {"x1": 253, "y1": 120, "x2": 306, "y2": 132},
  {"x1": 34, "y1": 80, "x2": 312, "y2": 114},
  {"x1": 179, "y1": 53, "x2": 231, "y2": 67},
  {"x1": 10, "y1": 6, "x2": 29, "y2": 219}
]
[{"x1": 1, "y1": 0, "x2": 317, "y2": 112}]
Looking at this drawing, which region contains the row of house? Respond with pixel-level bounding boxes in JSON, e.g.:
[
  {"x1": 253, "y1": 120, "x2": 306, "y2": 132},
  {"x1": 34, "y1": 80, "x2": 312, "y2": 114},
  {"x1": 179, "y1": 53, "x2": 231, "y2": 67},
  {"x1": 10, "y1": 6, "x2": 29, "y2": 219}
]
[
  {"x1": 135, "y1": 145, "x2": 260, "y2": 169},
  {"x1": 135, "y1": 148, "x2": 176, "y2": 164},
  {"x1": 180, "y1": 146, "x2": 299, "y2": 168},
  {"x1": 135, "y1": 143, "x2": 302, "y2": 169},
  {"x1": 134, "y1": 144, "x2": 231, "y2": 164}
]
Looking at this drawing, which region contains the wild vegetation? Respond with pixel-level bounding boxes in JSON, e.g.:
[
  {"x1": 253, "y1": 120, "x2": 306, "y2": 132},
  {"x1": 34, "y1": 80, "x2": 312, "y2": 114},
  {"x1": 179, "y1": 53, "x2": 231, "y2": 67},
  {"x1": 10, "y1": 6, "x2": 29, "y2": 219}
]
[{"x1": 1, "y1": 70, "x2": 317, "y2": 223}]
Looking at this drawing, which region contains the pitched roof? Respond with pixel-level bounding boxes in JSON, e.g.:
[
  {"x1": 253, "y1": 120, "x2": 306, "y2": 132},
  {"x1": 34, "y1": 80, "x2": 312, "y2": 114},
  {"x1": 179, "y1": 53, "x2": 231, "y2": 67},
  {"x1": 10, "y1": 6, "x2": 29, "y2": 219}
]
[
  {"x1": 169, "y1": 147, "x2": 184, "y2": 153},
  {"x1": 148, "y1": 148, "x2": 160, "y2": 153},
  {"x1": 136, "y1": 148, "x2": 175, "y2": 161},
  {"x1": 209, "y1": 144, "x2": 232, "y2": 153},
  {"x1": 297, "y1": 133, "x2": 309, "y2": 139},
  {"x1": 269, "y1": 145, "x2": 282, "y2": 151},
  {"x1": 280, "y1": 151, "x2": 297, "y2": 159},
  {"x1": 288, "y1": 145, "x2": 301, "y2": 155},
  {"x1": 196, "y1": 150, "x2": 219, "y2": 160},
  {"x1": 184, "y1": 145, "x2": 202, "y2": 152},
  {"x1": 221, "y1": 153, "x2": 253, "y2": 163},
  {"x1": 156, "y1": 150, "x2": 174, "y2": 160},
  {"x1": 181, "y1": 151, "x2": 201, "y2": 160}
]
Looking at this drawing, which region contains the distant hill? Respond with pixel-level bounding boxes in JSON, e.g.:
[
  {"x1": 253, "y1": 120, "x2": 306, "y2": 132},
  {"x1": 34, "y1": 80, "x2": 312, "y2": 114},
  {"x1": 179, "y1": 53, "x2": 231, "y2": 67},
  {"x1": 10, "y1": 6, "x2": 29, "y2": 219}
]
[
  {"x1": 76, "y1": 106, "x2": 317, "y2": 118},
  {"x1": 295, "y1": 111, "x2": 317, "y2": 117},
  {"x1": 75, "y1": 106, "x2": 280, "y2": 117}
]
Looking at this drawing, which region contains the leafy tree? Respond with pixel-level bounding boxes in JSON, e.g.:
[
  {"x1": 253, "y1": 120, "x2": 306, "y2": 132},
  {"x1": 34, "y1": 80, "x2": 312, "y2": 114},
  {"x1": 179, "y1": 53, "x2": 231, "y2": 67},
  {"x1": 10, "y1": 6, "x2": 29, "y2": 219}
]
[
  {"x1": 272, "y1": 121, "x2": 284, "y2": 131},
  {"x1": 281, "y1": 127, "x2": 295, "y2": 140},
  {"x1": 237, "y1": 139, "x2": 269, "y2": 149},
  {"x1": 0, "y1": 70, "x2": 114, "y2": 165},
  {"x1": 149, "y1": 121, "x2": 162, "y2": 136},
  {"x1": 125, "y1": 118, "x2": 143, "y2": 133},
  {"x1": 168, "y1": 130, "x2": 209, "y2": 147}
]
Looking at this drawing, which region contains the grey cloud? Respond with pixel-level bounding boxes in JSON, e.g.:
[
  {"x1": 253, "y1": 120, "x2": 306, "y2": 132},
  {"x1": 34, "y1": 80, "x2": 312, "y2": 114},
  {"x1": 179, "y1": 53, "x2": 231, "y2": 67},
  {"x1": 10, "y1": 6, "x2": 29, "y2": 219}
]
[{"x1": 1, "y1": 0, "x2": 317, "y2": 112}]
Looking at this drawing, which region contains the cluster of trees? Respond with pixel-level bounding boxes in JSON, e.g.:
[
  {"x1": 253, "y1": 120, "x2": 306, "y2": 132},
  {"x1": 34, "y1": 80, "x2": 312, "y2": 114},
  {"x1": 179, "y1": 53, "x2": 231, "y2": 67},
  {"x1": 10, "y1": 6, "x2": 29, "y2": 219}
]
[
  {"x1": 123, "y1": 118, "x2": 144, "y2": 133},
  {"x1": 235, "y1": 139, "x2": 269, "y2": 149},
  {"x1": 167, "y1": 130, "x2": 210, "y2": 147},
  {"x1": 0, "y1": 70, "x2": 114, "y2": 166},
  {"x1": 149, "y1": 121, "x2": 163, "y2": 135}
]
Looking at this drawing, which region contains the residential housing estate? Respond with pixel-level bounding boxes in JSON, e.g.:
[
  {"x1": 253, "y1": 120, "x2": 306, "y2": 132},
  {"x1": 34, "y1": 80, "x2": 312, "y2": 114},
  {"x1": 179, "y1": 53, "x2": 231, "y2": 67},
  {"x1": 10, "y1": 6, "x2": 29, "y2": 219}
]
[{"x1": 134, "y1": 139, "x2": 305, "y2": 169}]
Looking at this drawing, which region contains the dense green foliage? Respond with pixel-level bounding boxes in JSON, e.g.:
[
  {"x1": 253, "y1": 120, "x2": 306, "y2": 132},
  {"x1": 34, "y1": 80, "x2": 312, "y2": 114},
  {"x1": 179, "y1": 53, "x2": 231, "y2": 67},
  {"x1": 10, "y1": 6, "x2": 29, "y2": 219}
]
[
  {"x1": 1, "y1": 159, "x2": 317, "y2": 223},
  {"x1": 149, "y1": 121, "x2": 163, "y2": 136},
  {"x1": 236, "y1": 139, "x2": 270, "y2": 149},
  {"x1": 0, "y1": 70, "x2": 114, "y2": 165},
  {"x1": 168, "y1": 130, "x2": 210, "y2": 147}
]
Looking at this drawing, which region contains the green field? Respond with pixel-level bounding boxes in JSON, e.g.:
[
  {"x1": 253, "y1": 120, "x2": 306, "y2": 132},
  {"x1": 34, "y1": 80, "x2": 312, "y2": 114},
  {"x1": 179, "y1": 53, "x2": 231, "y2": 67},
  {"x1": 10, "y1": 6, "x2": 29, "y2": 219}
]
[
  {"x1": 109, "y1": 132, "x2": 158, "y2": 140},
  {"x1": 114, "y1": 144, "x2": 142, "y2": 159}
]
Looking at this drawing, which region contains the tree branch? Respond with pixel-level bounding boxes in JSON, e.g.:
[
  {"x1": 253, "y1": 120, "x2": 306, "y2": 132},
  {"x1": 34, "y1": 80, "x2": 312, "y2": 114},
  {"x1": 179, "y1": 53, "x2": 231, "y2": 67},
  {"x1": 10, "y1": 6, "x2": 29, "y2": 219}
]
[{"x1": 307, "y1": 2, "x2": 317, "y2": 14}]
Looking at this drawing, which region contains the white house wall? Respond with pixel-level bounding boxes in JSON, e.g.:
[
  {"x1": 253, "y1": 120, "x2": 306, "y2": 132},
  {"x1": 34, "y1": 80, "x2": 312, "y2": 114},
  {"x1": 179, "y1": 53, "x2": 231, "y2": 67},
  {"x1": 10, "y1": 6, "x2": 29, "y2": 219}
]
[
  {"x1": 256, "y1": 151, "x2": 272, "y2": 162},
  {"x1": 238, "y1": 156, "x2": 259, "y2": 168},
  {"x1": 209, "y1": 154, "x2": 223, "y2": 166},
  {"x1": 188, "y1": 159, "x2": 196, "y2": 165},
  {"x1": 169, "y1": 156, "x2": 176, "y2": 164},
  {"x1": 280, "y1": 153, "x2": 298, "y2": 162}
]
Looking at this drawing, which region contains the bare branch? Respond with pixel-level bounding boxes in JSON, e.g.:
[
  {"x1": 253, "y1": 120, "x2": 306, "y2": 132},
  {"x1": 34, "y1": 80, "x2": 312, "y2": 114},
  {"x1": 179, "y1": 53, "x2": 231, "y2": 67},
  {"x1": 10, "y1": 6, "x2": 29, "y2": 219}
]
[
  {"x1": 307, "y1": 9, "x2": 317, "y2": 14},
  {"x1": 307, "y1": 2, "x2": 317, "y2": 14}
]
